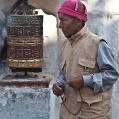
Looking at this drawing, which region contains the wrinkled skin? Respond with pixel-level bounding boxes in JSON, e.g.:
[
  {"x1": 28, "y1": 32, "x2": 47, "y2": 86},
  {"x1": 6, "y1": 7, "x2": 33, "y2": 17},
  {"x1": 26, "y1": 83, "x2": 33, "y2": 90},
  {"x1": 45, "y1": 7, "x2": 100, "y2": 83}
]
[
  {"x1": 67, "y1": 76, "x2": 84, "y2": 89},
  {"x1": 52, "y1": 76, "x2": 84, "y2": 96},
  {"x1": 52, "y1": 83, "x2": 64, "y2": 96}
]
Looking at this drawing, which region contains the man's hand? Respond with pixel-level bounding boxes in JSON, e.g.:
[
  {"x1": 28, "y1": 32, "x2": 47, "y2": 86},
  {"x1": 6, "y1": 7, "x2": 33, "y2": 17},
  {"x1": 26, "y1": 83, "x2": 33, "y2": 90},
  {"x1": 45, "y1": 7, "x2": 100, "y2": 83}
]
[
  {"x1": 52, "y1": 83, "x2": 64, "y2": 96},
  {"x1": 67, "y1": 76, "x2": 84, "y2": 89}
]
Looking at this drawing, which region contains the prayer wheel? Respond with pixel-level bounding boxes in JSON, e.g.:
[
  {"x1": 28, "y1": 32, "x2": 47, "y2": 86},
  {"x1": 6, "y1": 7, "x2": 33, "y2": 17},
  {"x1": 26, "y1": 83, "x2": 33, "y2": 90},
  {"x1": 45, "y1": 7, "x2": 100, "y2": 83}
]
[{"x1": 6, "y1": 1, "x2": 43, "y2": 72}]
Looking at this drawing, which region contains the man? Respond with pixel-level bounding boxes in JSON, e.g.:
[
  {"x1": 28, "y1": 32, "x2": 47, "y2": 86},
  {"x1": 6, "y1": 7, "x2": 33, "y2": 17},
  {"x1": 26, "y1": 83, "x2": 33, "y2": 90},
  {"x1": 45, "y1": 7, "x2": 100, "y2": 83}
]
[{"x1": 52, "y1": 0, "x2": 119, "y2": 119}]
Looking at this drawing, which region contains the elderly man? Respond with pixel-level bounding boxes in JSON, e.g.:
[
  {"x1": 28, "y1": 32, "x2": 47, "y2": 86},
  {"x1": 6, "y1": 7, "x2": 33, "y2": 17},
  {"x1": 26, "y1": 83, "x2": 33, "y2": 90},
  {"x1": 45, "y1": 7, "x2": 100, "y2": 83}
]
[{"x1": 52, "y1": 0, "x2": 119, "y2": 119}]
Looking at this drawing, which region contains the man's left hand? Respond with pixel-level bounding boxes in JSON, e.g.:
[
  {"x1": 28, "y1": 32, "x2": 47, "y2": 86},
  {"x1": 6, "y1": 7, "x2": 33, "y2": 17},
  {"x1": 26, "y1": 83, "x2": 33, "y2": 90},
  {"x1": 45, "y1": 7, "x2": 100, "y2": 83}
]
[{"x1": 66, "y1": 76, "x2": 84, "y2": 89}]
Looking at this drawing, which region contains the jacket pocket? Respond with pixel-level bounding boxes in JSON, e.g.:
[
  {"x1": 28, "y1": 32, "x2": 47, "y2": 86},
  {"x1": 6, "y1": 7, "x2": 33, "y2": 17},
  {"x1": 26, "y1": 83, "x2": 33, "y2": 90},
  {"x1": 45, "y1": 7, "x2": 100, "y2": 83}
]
[
  {"x1": 77, "y1": 93, "x2": 103, "y2": 112},
  {"x1": 81, "y1": 95, "x2": 102, "y2": 106},
  {"x1": 78, "y1": 58, "x2": 96, "y2": 69},
  {"x1": 77, "y1": 87, "x2": 102, "y2": 102},
  {"x1": 77, "y1": 90, "x2": 103, "y2": 118}
]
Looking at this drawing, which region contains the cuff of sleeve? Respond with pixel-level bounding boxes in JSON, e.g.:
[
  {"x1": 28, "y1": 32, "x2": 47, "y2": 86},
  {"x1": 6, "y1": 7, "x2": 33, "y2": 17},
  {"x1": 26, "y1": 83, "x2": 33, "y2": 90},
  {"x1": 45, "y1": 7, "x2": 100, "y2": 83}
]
[
  {"x1": 83, "y1": 75, "x2": 93, "y2": 87},
  {"x1": 56, "y1": 76, "x2": 66, "y2": 85},
  {"x1": 56, "y1": 80, "x2": 65, "y2": 85}
]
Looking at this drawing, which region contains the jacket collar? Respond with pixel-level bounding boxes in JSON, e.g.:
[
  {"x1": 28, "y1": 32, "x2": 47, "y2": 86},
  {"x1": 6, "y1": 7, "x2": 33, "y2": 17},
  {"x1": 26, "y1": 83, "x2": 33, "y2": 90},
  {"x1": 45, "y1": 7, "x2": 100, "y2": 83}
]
[{"x1": 68, "y1": 24, "x2": 89, "y2": 45}]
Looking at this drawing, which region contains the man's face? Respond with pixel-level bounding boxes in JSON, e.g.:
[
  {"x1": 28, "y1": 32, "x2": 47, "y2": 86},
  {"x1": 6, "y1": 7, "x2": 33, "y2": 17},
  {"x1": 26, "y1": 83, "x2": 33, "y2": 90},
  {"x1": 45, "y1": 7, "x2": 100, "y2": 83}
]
[{"x1": 58, "y1": 13, "x2": 81, "y2": 38}]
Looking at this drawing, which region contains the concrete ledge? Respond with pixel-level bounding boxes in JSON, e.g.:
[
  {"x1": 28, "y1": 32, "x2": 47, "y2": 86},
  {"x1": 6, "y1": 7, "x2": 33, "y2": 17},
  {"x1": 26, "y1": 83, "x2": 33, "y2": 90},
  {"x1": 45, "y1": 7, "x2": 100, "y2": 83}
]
[
  {"x1": 0, "y1": 74, "x2": 51, "y2": 88},
  {"x1": 0, "y1": 80, "x2": 50, "y2": 87}
]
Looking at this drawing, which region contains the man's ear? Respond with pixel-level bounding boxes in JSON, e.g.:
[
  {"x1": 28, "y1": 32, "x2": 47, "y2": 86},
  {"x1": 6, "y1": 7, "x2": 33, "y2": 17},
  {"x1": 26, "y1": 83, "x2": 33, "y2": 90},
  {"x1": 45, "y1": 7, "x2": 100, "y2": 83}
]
[
  {"x1": 76, "y1": 19, "x2": 82, "y2": 25},
  {"x1": 77, "y1": 19, "x2": 85, "y2": 26}
]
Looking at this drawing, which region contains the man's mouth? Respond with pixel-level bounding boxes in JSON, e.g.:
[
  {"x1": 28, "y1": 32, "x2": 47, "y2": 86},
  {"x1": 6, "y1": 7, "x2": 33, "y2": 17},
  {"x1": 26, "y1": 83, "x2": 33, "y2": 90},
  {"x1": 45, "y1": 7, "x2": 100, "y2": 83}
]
[{"x1": 62, "y1": 31, "x2": 67, "y2": 34}]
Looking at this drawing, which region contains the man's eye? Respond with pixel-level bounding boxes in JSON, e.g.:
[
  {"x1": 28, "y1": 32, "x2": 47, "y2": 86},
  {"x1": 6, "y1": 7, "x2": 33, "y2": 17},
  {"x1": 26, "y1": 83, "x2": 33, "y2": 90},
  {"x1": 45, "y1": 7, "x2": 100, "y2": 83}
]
[
  {"x1": 61, "y1": 18, "x2": 65, "y2": 21},
  {"x1": 62, "y1": 19, "x2": 66, "y2": 23}
]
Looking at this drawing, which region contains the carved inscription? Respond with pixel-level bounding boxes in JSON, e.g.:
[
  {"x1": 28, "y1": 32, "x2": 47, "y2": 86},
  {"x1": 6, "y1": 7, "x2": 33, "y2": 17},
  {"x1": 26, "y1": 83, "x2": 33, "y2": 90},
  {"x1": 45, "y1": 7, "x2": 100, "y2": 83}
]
[
  {"x1": 8, "y1": 26, "x2": 42, "y2": 37},
  {"x1": 7, "y1": 13, "x2": 43, "y2": 68},
  {"x1": 7, "y1": 16, "x2": 43, "y2": 25},
  {"x1": 7, "y1": 38, "x2": 43, "y2": 45},
  {"x1": 7, "y1": 15, "x2": 43, "y2": 37},
  {"x1": 7, "y1": 45, "x2": 43, "y2": 59}
]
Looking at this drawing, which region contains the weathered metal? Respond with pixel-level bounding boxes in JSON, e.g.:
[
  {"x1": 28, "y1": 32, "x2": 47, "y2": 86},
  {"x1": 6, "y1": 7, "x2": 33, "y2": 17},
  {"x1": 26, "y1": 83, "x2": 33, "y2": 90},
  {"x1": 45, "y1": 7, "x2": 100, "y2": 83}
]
[{"x1": 6, "y1": 2, "x2": 43, "y2": 71}]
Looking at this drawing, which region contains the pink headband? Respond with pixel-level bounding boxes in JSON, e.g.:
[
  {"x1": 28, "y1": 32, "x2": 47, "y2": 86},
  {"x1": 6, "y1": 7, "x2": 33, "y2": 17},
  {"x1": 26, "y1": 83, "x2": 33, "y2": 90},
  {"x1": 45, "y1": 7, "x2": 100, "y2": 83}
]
[{"x1": 58, "y1": 0, "x2": 88, "y2": 22}]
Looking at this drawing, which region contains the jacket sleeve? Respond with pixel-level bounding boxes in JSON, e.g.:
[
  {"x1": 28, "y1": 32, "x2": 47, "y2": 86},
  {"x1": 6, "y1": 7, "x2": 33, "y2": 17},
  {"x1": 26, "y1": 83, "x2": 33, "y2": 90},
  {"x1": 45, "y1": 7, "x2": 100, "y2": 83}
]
[{"x1": 83, "y1": 41, "x2": 119, "y2": 93}]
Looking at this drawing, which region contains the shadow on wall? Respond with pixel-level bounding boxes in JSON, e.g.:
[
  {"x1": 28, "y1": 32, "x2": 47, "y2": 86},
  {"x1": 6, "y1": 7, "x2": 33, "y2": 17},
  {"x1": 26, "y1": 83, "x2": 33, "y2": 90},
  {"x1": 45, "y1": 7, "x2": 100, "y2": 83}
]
[{"x1": 0, "y1": 10, "x2": 7, "y2": 61}]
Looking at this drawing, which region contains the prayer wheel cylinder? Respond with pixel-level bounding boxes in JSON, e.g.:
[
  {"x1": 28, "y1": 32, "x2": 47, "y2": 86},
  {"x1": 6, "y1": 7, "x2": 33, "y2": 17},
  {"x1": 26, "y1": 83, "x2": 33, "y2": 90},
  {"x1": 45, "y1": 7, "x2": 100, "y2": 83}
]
[{"x1": 6, "y1": 3, "x2": 43, "y2": 72}]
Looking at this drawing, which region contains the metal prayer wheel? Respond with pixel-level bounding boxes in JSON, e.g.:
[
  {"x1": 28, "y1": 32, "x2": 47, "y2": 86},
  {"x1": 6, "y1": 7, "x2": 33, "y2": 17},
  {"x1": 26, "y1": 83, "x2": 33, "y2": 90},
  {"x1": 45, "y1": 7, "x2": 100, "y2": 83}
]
[{"x1": 6, "y1": 2, "x2": 43, "y2": 72}]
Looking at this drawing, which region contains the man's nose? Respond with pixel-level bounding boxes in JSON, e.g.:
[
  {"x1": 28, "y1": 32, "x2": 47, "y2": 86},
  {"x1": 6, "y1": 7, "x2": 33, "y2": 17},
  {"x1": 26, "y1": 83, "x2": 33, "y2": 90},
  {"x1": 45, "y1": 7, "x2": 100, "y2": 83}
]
[{"x1": 59, "y1": 22, "x2": 63, "y2": 29}]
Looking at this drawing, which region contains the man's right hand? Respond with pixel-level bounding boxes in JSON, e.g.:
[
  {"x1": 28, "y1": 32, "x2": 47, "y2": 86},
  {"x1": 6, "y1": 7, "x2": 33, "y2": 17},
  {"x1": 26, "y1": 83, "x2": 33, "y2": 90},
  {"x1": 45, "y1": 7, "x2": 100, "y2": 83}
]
[{"x1": 52, "y1": 83, "x2": 64, "y2": 96}]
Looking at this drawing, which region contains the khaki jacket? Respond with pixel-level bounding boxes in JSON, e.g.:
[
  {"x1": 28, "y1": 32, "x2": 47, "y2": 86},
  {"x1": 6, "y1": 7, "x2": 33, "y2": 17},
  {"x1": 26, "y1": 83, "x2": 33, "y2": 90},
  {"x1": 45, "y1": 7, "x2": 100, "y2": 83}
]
[{"x1": 59, "y1": 25, "x2": 112, "y2": 119}]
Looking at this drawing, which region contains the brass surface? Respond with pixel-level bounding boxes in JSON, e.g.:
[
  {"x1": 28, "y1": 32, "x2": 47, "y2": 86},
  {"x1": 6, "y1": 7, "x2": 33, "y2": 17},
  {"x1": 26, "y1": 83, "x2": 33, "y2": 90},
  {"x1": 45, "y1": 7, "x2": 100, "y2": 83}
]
[
  {"x1": 7, "y1": 38, "x2": 43, "y2": 45},
  {"x1": 7, "y1": 59, "x2": 43, "y2": 68}
]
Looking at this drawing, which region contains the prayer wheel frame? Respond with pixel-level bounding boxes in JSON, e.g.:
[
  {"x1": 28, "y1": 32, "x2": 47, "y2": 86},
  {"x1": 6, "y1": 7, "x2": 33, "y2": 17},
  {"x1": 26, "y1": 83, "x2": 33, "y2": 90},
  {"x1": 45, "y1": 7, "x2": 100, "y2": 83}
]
[{"x1": 6, "y1": 1, "x2": 43, "y2": 74}]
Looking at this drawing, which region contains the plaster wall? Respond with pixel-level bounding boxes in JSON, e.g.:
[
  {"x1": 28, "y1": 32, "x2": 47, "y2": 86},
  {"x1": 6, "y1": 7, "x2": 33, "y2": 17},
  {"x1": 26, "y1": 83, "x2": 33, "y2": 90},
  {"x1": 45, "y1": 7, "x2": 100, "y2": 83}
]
[{"x1": 0, "y1": 0, "x2": 118, "y2": 119}]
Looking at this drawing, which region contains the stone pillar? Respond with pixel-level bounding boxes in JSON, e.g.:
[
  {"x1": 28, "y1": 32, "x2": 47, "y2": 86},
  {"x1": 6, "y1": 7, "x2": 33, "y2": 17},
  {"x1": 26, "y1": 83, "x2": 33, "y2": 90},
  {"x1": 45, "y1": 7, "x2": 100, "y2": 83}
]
[
  {"x1": 0, "y1": 73, "x2": 52, "y2": 119},
  {"x1": 0, "y1": 86, "x2": 50, "y2": 119}
]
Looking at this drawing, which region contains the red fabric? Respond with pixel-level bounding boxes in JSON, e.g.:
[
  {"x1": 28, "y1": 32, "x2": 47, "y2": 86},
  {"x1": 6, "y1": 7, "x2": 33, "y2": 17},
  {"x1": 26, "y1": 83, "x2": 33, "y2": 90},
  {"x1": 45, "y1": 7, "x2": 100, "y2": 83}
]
[{"x1": 58, "y1": 0, "x2": 88, "y2": 22}]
